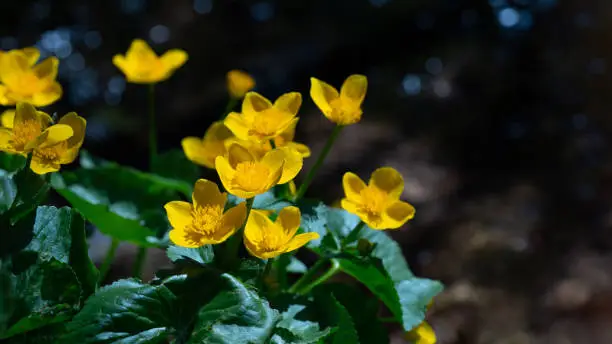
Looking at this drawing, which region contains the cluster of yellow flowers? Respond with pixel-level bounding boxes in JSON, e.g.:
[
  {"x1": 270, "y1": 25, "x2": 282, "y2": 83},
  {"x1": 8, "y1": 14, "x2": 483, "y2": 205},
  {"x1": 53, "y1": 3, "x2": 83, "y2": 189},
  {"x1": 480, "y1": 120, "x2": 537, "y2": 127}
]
[{"x1": 0, "y1": 47, "x2": 85, "y2": 174}]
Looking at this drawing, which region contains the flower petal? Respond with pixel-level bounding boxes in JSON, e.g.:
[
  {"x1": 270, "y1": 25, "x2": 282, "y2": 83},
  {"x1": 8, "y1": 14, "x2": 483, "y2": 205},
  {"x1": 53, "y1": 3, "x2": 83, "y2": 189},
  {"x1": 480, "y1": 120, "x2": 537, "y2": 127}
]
[
  {"x1": 382, "y1": 200, "x2": 416, "y2": 229},
  {"x1": 58, "y1": 112, "x2": 86, "y2": 149},
  {"x1": 285, "y1": 142, "x2": 311, "y2": 158},
  {"x1": 28, "y1": 124, "x2": 73, "y2": 150},
  {"x1": 192, "y1": 179, "x2": 226, "y2": 209},
  {"x1": 276, "y1": 206, "x2": 301, "y2": 237},
  {"x1": 1, "y1": 109, "x2": 15, "y2": 128},
  {"x1": 22, "y1": 47, "x2": 40, "y2": 66},
  {"x1": 33, "y1": 57, "x2": 59, "y2": 80},
  {"x1": 340, "y1": 199, "x2": 361, "y2": 216},
  {"x1": 224, "y1": 112, "x2": 250, "y2": 141},
  {"x1": 274, "y1": 92, "x2": 302, "y2": 115},
  {"x1": 343, "y1": 172, "x2": 366, "y2": 202},
  {"x1": 204, "y1": 121, "x2": 234, "y2": 142},
  {"x1": 31, "y1": 82, "x2": 62, "y2": 107},
  {"x1": 227, "y1": 142, "x2": 255, "y2": 167},
  {"x1": 215, "y1": 156, "x2": 236, "y2": 193},
  {"x1": 310, "y1": 77, "x2": 339, "y2": 115},
  {"x1": 215, "y1": 202, "x2": 247, "y2": 242},
  {"x1": 182, "y1": 137, "x2": 211, "y2": 168},
  {"x1": 127, "y1": 39, "x2": 157, "y2": 59},
  {"x1": 164, "y1": 201, "x2": 193, "y2": 230},
  {"x1": 370, "y1": 167, "x2": 404, "y2": 199},
  {"x1": 29, "y1": 157, "x2": 60, "y2": 175},
  {"x1": 227, "y1": 70, "x2": 255, "y2": 98},
  {"x1": 244, "y1": 209, "x2": 274, "y2": 246},
  {"x1": 0, "y1": 128, "x2": 13, "y2": 151},
  {"x1": 160, "y1": 49, "x2": 188, "y2": 71},
  {"x1": 284, "y1": 232, "x2": 320, "y2": 253},
  {"x1": 277, "y1": 147, "x2": 303, "y2": 184},
  {"x1": 169, "y1": 229, "x2": 205, "y2": 248},
  {"x1": 112, "y1": 55, "x2": 128, "y2": 74},
  {"x1": 242, "y1": 92, "x2": 272, "y2": 114},
  {"x1": 340, "y1": 74, "x2": 367, "y2": 107},
  {"x1": 14, "y1": 102, "x2": 39, "y2": 128},
  {"x1": 261, "y1": 149, "x2": 285, "y2": 187}
]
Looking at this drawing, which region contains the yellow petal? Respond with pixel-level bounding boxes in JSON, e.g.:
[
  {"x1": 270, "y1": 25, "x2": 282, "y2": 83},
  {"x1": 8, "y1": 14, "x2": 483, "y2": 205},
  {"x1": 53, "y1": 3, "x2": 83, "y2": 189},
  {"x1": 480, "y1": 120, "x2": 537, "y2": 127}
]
[
  {"x1": 1, "y1": 109, "x2": 15, "y2": 128},
  {"x1": 340, "y1": 199, "x2": 361, "y2": 216},
  {"x1": 215, "y1": 156, "x2": 236, "y2": 193},
  {"x1": 215, "y1": 201, "x2": 247, "y2": 242},
  {"x1": 343, "y1": 172, "x2": 366, "y2": 202},
  {"x1": 58, "y1": 112, "x2": 86, "y2": 149},
  {"x1": 0, "y1": 128, "x2": 12, "y2": 151},
  {"x1": 277, "y1": 147, "x2": 303, "y2": 184},
  {"x1": 224, "y1": 112, "x2": 250, "y2": 141},
  {"x1": 274, "y1": 92, "x2": 302, "y2": 115},
  {"x1": 28, "y1": 124, "x2": 74, "y2": 150},
  {"x1": 244, "y1": 209, "x2": 274, "y2": 244},
  {"x1": 112, "y1": 55, "x2": 128, "y2": 74},
  {"x1": 284, "y1": 232, "x2": 320, "y2": 253},
  {"x1": 29, "y1": 156, "x2": 60, "y2": 175},
  {"x1": 33, "y1": 57, "x2": 59, "y2": 80},
  {"x1": 0, "y1": 85, "x2": 11, "y2": 106},
  {"x1": 204, "y1": 121, "x2": 234, "y2": 142},
  {"x1": 242, "y1": 92, "x2": 272, "y2": 114},
  {"x1": 169, "y1": 229, "x2": 205, "y2": 248},
  {"x1": 31, "y1": 82, "x2": 62, "y2": 107},
  {"x1": 370, "y1": 167, "x2": 404, "y2": 199},
  {"x1": 285, "y1": 142, "x2": 311, "y2": 158},
  {"x1": 405, "y1": 321, "x2": 436, "y2": 344},
  {"x1": 260, "y1": 149, "x2": 285, "y2": 187},
  {"x1": 227, "y1": 70, "x2": 255, "y2": 98},
  {"x1": 127, "y1": 39, "x2": 157, "y2": 59},
  {"x1": 340, "y1": 74, "x2": 367, "y2": 107},
  {"x1": 276, "y1": 206, "x2": 301, "y2": 237},
  {"x1": 14, "y1": 102, "x2": 39, "y2": 128},
  {"x1": 192, "y1": 179, "x2": 226, "y2": 209},
  {"x1": 22, "y1": 47, "x2": 40, "y2": 66},
  {"x1": 164, "y1": 201, "x2": 193, "y2": 230},
  {"x1": 382, "y1": 200, "x2": 415, "y2": 229},
  {"x1": 182, "y1": 137, "x2": 211, "y2": 168},
  {"x1": 310, "y1": 77, "x2": 339, "y2": 115},
  {"x1": 161, "y1": 49, "x2": 188, "y2": 71},
  {"x1": 227, "y1": 142, "x2": 255, "y2": 167}
]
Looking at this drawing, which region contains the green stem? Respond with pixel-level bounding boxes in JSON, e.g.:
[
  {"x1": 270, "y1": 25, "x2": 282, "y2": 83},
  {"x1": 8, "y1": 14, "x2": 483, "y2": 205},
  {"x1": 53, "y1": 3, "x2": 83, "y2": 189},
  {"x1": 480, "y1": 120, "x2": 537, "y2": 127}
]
[
  {"x1": 259, "y1": 258, "x2": 274, "y2": 290},
  {"x1": 221, "y1": 97, "x2": 239, "y2": 119},
  {"x1": 98, "y1": 238, "x2": 119, "y2": 284},
  {"x1": 288, "y1": 259, "x2": 327, "y2": 294},
  {"x1": 342, "y1": 221, "x2": 366, "y2": 247},
  {"x1": 223, "y1": 197, "x2": 255, "y2": 268},
  {"x1": 132, "y1": 247, "x2": 147, "y2": 280},
  {"x1": 297, "y1": 259, "x2": 340, "y2": 295},
  {"x1": 294, "y1": 125, "x2": 344, "y2": 201},
  {"x1": 148, "y1": 83, "x2": 157, "y2": 169}
]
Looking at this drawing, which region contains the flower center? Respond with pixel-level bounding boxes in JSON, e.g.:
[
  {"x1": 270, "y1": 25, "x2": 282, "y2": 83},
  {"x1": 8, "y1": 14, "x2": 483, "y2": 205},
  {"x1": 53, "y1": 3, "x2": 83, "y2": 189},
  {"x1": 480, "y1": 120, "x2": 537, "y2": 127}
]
[
  {"x1": 248, "y1": 108, "x2": 291, "y2": 139},
  {"x1": 33, "y1": 142, "x2": 67, "y2": 165},
  {"x1": 11, "y1": 73, "x2": 47, "y2": 96},
  {"x1": 233, "y1": 161, "x2": 270, "y2": 191},
  {"x1": 190, "y1": 205, "x2": 223, "y2": 235},
  {"x1": 11, "y1": 119, "x2": 41, "y2": 151},
  {"x1": 329, "y1": 98, "x2": 361, "y2": 125},
  {"x1": 358, "y1": 186, "x2": 389, "y2": 217},
  {"x1": 259, "y1": 224, "x2": 286, "y2": 252}
]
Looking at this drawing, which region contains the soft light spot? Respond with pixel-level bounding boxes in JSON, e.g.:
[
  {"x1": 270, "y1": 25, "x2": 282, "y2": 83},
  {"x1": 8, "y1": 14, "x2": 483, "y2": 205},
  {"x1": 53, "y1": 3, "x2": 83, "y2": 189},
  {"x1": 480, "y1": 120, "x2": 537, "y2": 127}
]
[
  {"x1": 251, "y1": 2, "x2": 274, "y2": 22},
  {"x1": 425, "y1": 57, "x2": 443, "y2": 75},
  {"x1": 150, "y1": 25, "x2": 170, "y2": 44},
  {"x1": 498, "y1": 7, "x2": 520, "y2": 28},
  {"x1": 194, "y1": 0, "x2": 212, "y2": 14},
  {"x1": 402, "y1": 74, "x2": 421, "y2": 95},
  {"x1": 121, "y1": 0, "x2": 145, "y2": 14},
  {"x1": 108, "y1": 76, "x2": 126, "y2": 95},
  {"x1": 66, "y1": 53, "x2": 85, "y2": 71},
  {"x1": 432, "y1": 78, "x2": 451, "y2": 98},
  {"x1": 84, "y1": 31, "x2": 102, "y2": 50}
]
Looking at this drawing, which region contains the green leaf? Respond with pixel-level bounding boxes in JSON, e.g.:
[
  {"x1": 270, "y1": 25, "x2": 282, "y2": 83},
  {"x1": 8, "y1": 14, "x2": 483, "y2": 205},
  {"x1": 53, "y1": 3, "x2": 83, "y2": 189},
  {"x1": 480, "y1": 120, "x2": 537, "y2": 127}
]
[
  {"x1": 329, "y1": 296, "x2": 359, "y2": 344},
  {"x1": 270, "y1": 304, "x2": 332, "y2": 344},
  {"x1": 167, "y1": 245, "x2": 214, "y2": 265},
  {"x1": 0, "y1": 152, "x2": 26, "y2": 173},
  {"x1": 51, "y1": 164, "x2": 188, "y2": 246},
  {"x1": 152, "y1": 150, "x2": 200, "y2": 191},
  {"x1": 188, "y1": 274, "x2": 280, "y2": 343},
  {"x1": 0, "y1": 206, "x2": 98, "y2": 339},
  {"x1": 0, "y1": 163, "x2": 49, "y2": 223},
  {"x1": 299, "y1": 203, "x2": 443, "y2": 331},
  {"x1": 228, "y1": 190, "x2": 294, "y2": 212}
]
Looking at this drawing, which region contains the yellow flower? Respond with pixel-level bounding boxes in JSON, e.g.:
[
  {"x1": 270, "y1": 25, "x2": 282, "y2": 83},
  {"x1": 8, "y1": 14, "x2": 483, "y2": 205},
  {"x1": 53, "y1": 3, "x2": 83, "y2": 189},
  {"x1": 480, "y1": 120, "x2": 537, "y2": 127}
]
[
  {"x1": 272, "y1": 121, "x2": 311, "y2": 158},
  {"x1": 0, "y1": 102, "x2": 55, "y2": 155},
  {"x1": 182, "y1": 121, "x2": 234, "y2": 169},
  {"x1": 164, "y1": 179, "x2": 247, "y2": 247},
  {"x1": 310, "y1": 74, "x2": 367, "y2": 125},
  {"x1": 216, "y1": 143, "x2": 302, "y2": 198},
  {"x1": 244, "y1": 207, "x2": 319, "y2": 259},
  {"x1": 404, "y1": 321, "x2": 436, "y2": 344},
  {"x1": 29, "y1": 112, "x2": 87, "y2": 174},
  {"x1": 224, "y1": 91, "x2": 301, "y2": 142},
  {"x1": 0, "y1": 47, "x2": 62, "y2": 107},
  {"x1": 341, "y1": 167, "x2": 415, "y2": 230},
  {"x1": 112, "y1": 39, "x2": 188, "y2": 84},
  {"x1": 227, "y1": 70, "x2": 255, "y2": 98},
  {"x1": 1, "y1": 109, "x2": 15, "y2": 128}
]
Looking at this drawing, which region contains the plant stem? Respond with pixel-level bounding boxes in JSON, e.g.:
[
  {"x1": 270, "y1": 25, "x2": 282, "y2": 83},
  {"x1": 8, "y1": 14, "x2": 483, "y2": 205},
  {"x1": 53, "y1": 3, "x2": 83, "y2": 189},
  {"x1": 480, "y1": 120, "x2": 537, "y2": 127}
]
[
  {"x1": 223, "y1": 197, "x2": 255, "y2": 268},
  {"x1": 297, "y1": 259, "x2": 340, "y2": 294},
  {"x1": 287, "y1": 259, "x2": 327, "y2": 294},
  {"x1": 98, "y1": 238, "x2": 119, "y2": 284},
  {"x1": 221, "y1": 97, "x2": 239, "y2": 119},
  {"x1": 294, "y1": 125, "x2": 344, "y2": 201},
  {"x1": 342, "y1": 220, "x2": 366, "y2": 247},
  {"x1": 259, "y1": 258, "x2": 274, "y2": 290},
  {"x1": 132, "y1": 246, "x2": 147, "y2": 280},
  {"x1": 148, "y1": 83, "x2": 157, "y2": 169}
]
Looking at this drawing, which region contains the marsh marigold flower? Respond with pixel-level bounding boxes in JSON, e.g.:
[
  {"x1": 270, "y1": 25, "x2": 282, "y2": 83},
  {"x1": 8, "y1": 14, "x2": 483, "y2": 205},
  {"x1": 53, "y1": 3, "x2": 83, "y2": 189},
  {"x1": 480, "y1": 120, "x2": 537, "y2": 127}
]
[
  {"x1": 29, "y1": 112, "x2": 86, "y2": 174},
  {"x1": 0, "y1": 102, "x2": 56, "y2": 155},
  {"x1": 310, "y1": 74, "x2": 367, "y2": 125},
  {"x1": 404, "y1": 321, "x2": 436, "y2": 344},
  {"x1": 0, "y1": 47, "x2": 62, "y2": 107},
  {"x1": 244, "y1": 207, "x2": 319, "y2": 259},
  {"x1": 182, "y1": 121, "x2": 234, "y2": 169},
  {"x1": 1, "y1": 109, "x2": 15, "y2": 128},
  {"x1": 225, "y1": 120, "x2": 311, "y2": 159},
  {"x1": 224, "y1": 91, "x2": 301, "y2": 142},
  {"x1": 113, "y1": 39, "x2": 187, "y2": 84},
  {"x1": 164, "y1": 179, "x2": 247, "y2": 247},
  {"x1": 341, "y1": 167, "x2": 415, "y2": 230},
  {"x1": 215, "y1": 142, "x2": 301, "y2": 199},
  {"x1": 227, "y1": 70, "x2": 255, "y2": 98}
]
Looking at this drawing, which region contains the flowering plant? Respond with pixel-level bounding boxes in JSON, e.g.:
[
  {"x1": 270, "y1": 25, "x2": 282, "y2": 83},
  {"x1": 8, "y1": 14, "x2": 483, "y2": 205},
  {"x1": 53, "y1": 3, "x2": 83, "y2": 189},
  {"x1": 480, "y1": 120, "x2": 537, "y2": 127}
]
[{"x1": 0, "y1": 43, "x2": 441, "y2": 344}]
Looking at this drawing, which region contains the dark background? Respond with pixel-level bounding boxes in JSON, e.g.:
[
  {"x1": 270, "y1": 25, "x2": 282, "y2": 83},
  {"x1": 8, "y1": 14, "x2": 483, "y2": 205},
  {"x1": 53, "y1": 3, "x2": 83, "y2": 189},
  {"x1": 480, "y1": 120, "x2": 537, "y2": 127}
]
[{"x1": 2, "y1": 0, "x2": 612, "y2": 343}]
